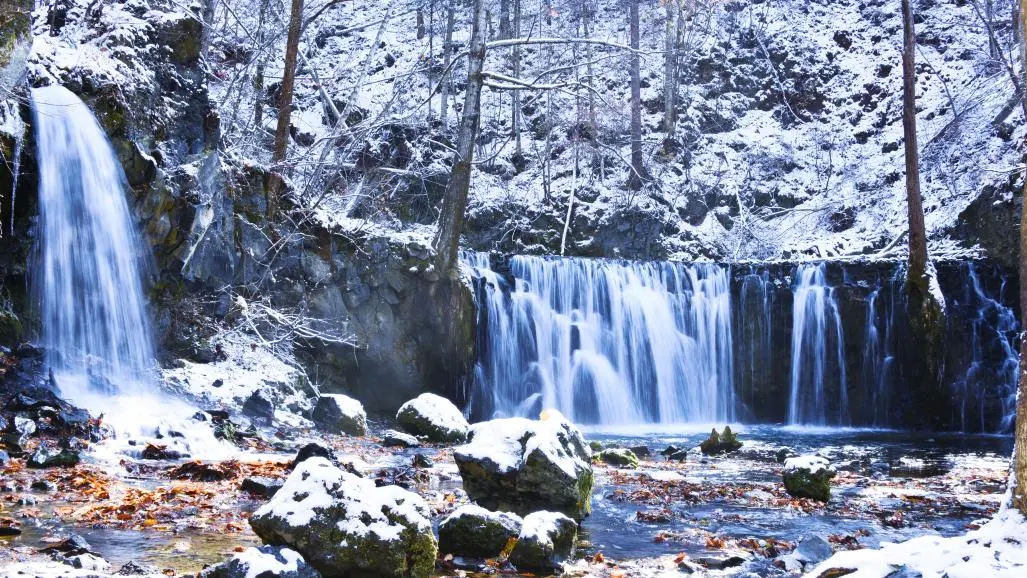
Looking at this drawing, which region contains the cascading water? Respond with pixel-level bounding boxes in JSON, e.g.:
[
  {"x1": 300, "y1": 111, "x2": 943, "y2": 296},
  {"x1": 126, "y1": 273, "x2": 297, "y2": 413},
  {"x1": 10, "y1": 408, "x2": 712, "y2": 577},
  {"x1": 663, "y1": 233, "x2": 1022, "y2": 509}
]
[
  {"x1": 32, "y1": 86, "x2": 226, "y2": 458},
  {"x1": 465, "y1": 254, "x2": 735, "y2": 425},
  {"x1": 787, "y1": 263, "x2": 848, "y2": 426},
  {"x1": 956, "y1": 263, "x2": 1019, "y2": 433},
  {"x1": 860, "y1": 285, "x2": 896, "y2": 427}
]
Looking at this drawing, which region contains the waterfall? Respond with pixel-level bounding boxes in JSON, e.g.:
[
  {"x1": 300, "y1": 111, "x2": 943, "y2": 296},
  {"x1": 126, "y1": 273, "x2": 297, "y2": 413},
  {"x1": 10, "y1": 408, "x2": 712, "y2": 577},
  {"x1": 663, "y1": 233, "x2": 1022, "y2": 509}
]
[
  {"x1": 787, "y1": 263, "x2": 848, "y2": 426},
  {"x1": 464, "y1": 254, "x2": 736, "y2": 425},
  {"x1": 957, "y1": 264, "x2": 1019, "y2": 433},
  {"x1": 861, "y1": 282, "x2": 897, "y2": 427},
  {"x1": 32, "y1": 86, "x2": 226, "y2": 458}
]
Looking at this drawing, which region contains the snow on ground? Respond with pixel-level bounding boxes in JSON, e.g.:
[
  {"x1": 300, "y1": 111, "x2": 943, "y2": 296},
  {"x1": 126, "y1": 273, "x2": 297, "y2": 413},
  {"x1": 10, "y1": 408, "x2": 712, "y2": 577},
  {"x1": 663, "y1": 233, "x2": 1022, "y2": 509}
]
[{"x1": 805, "y1": 507, "x2": 1027, "y2": 578}]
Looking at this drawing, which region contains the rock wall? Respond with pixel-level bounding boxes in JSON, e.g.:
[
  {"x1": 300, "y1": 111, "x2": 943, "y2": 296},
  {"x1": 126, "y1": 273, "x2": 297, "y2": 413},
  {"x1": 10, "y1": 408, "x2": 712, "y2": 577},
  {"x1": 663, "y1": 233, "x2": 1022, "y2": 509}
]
[{"x1": 0, "y1": 0, "x2": 32, "y2": 96}]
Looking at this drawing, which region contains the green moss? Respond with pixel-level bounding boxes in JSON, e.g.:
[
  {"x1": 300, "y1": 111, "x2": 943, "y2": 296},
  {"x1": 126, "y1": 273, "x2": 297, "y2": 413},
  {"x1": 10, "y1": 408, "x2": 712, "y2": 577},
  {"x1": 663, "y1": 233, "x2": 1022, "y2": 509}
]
[{"x1": 0, "y1": 309, "x2": 23, "y2": 347}]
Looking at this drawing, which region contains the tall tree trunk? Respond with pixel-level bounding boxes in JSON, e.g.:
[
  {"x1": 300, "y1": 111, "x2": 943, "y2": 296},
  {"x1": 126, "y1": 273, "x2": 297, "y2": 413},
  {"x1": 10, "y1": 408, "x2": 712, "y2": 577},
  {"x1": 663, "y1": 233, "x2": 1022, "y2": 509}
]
[
  {"x1": 434, "y1": 0, "x2": 487, "y2": 277},
  {"x1": 902, "y1": 0, "x2": 946, "y2": 387},
  {"x1": 499, "y1": 0, "x2": 510, "y2": 38},
  {"x1": 512, "y1": 0, "x2": 522, "y2": 156},
  {"x1": 1011, "y1": 0, "x2": 1027, "y2": 516},
  {"x1": 663, "y1": 0, "x2": 677, "y2": 135},
  {"x1": 627, "y1": 0, "x2": 648, "y2": 190},
  {"x1": 270, "y1": 0, "x2": 304, "y2": 217},
  {"x1": 440, "y1": 3, "x2": 456, "y2": 128},
  {"x1": 427, "y1": 0, "x2": 435, "y2": 122}
]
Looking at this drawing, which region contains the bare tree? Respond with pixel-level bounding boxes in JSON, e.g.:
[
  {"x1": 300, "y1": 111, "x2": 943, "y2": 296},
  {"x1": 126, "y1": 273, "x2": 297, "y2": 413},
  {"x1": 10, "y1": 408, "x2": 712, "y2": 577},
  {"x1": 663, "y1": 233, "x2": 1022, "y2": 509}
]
[
  {"x1": 1012, "y1": 0, "x2": 1027, "y2": 517},
  {"x1": 901, "y1": 0, "x2": 946, "y2": 384},
  {"x1": 440, "y1": 2, "x2": 456, "y2": 128},
  {"x1": 434, "y1": 0, "x2": 487, "y2": 276},
  {"x1": 627, "y1": 0, "x2": 649, "y2": 189},
  {"x1": 512, "y1": 0, "x2": 523, "y2": 157},
  {"x1": 663, "y1": 0, "x2": 678, "y2": 134},
  {"x1": 270, "y1": 0, "x2": 305, "y2": 217}
]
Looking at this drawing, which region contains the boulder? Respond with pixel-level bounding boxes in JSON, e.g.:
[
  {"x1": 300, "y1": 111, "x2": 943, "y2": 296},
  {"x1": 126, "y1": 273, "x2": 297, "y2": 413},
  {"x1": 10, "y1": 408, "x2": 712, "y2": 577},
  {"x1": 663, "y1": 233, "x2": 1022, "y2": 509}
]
[
  {"x1": 783, "y1": 456, "x2": 836, "y2": 502},
  {"x1": 453, "y1": 410, "x2": 593, "y2": 520},
  {"x1": 598, "y1": 448, "x2": 639, "y2": 469},
  {"x1": 437, "y1": 505, "x2": 522, "y2": 559},
  {"x1": 508, "y1": 511, "x2": 577, "y2": 572},
  {"x1": 311, "y1": 394, "x2": 367, "y2": 436},
  {"x1": 27, "y1": 445, "x2": 80, "y2": 468},
  {"x1": 699, "y1": 427, "x2": 743, "y2": 455},
  {"x1": 396, "y1": 393, "x2": 468, "y2": 443},
  {"x1": 382, "y1": 429, "x2": 420, "y2": 448},
  {"x1": 243, "y1": 391, "x2": 276, "y2": 426},
  {"x1": 200, "y1": 546, "x2": 320, "y2": 578},
  {"x1": 241, "y1": 476, "x2": 285, "y2": 498},
  {"x1": 289, "y1": 443, "x2": 335, "y2": 469},
  {"x1": 249, "y1": 457, "x2": 437, "y2": 578}
]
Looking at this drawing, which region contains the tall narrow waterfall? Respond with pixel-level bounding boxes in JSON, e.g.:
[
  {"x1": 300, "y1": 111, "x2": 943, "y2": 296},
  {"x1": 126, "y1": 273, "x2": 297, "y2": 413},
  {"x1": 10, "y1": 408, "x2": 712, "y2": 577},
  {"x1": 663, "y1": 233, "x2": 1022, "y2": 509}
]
[
  {"x1": 33, "y1": 85, "x2": 155, "y2": 389},
  {"x1": 861, "y1": 287, "x2": 895, "y2": 426},
  {"x1": 465, "y1": 254, "x2": 736, "y2": 425},
  {"x1": 787, "y1": 263, "x2": 848, "y2": 426},
  {"x1": 31, "y1": 86, "x2": 227, "y2": 458}
]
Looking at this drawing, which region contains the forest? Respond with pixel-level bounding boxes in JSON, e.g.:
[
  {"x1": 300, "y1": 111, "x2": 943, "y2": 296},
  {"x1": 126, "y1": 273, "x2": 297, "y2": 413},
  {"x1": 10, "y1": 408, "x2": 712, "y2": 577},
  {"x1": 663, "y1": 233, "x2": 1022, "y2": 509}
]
[{"x1": 1, "y1": 0, "x2": 1026, "y2": 576}]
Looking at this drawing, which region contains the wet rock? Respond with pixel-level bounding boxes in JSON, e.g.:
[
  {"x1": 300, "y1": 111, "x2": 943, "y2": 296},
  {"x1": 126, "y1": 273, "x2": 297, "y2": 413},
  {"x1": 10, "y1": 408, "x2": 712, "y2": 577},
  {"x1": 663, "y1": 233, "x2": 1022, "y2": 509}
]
[
  {"x1": 200, "y1": 546, "x2": 320, "y2": 578},
  {"x1": 311, "y1": 394, "x2": 367, "y2": 436},
  {"x1": 776, "y1": 448, "x2": 797, "y2": 463},
  {"x1": 438, "y1": 504, "x2": 522, "y2": 559},
  {"x1": 70, "y1": 554, "x2": 111, "y2": 572},
  {"x1": 27, "y1": 445, "x2": 80, "y2": 468},
  {"x1": 141, "y1": 443, "x2": 183, "y2": 460},
  {"x1": 699, "y1": 426, "x2": 742, "y2": 455},
  {"x1": 242, "y1": 390, "x2": 275, "y2": 426},
  {"x1": 661, "y1": 445, "x2": 681, "y2": 457},
  {"x1": 116, "y1": 561, "x2": 161, "y2": 575},
  {"x1": 241, "y1": 476, "x2": 284, "y2": 497},
  {"x1": 382, "y1": 429, "x2": 419, "y2": 448},
  {"x1": 289, "y1": 443, "x2": 335, "y2": 469},
  {"x1": 454, "y1": 410, "x2": 594, "y2": 520},
  {"x1": 783, "y1": 456, "x2": 836, "y2": 502},
  {"x1": 30, "y1": 479, "x2": 56, "y2": 492},
  {"x1": 168, "y1": 460, "x2": 241, "y2": 482},
  {"x1": 629, "y1": 445, "x2": 651, "y2": 458},
  {"x1": 667, "y1": 449, "x2": 689, "y2": 463},
  {"x1": 589, "y1": 441, "x2": 603, "y2": 453},
  {"x1": 796, "y1": 535, "x2": 833, "y2": 565},
  {"x1": 249, "y1": 457, "x2": 437, "y2": 578},
  {"x1": 14, "y1": 415, "x2": 36, "y2": 444},
  {"x1": 508, "y1": 511, "x2": 577, "y2": 572},
  {"x1": 40, "y1": 535, "x2": 93, "y2": 558},
  {"x1": 0, "y1": 517, "x2": 21, "y2": 536},
  {"x1": 696, "y1": 555, "x2": 746, "y2": 570},
  {"x1": 884, "y1": 567, "x2": 923, "y2": 578},
  {"x1": 411, "y1": 453, "x2": 433, "y2": 468},
  {"x1": 396, "y1": 393, "x2": 468, "y2": 443},
  {"x1": 598, "y1": 448, "x2": 639, "y2": 469}
]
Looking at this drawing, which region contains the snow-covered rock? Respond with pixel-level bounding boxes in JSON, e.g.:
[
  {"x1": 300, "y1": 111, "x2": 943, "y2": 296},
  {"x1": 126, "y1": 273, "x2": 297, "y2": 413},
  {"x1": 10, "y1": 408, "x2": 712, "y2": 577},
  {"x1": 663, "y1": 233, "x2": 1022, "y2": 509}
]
[
  {"x1": 249, "y1": 457, "x2": 436, "y2": 578},
  {"x1": 508, "y1": 511, "x2": 578, "y2": 572},
  {"x1": 396, "y1": 393, "x2": 468, "y2": 443},
  {"x1": 783, "y1": 456, "x2": 836, "y2": 502},
  {"x1": 382, "y1": 429, "x2": 420, "y2": 448},
  {"x1": 437, "y1": 504, "x2": 522, "y2": 559},
  {"x1": 453, "y1": 410, "x2": 593, "y2": 520},
  {"x1": 311, "y1": 394, "x2": 367, "y2": 437},
  {"x1": 598, "y1": 448, "x2": 639, "y2": 469},
  {"x1": 199, "y1": 546, "x2": 320, "y2": 578}
]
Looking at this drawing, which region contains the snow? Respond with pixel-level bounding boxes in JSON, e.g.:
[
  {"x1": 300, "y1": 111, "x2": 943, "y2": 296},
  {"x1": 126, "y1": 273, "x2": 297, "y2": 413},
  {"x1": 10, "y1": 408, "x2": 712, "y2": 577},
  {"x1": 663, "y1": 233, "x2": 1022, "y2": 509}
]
[
  {"x1": 519, "y1": 510, "x2": 573, "y2": 543},
  {"x1": 231, "y1": 547, "x2": 306, "y2": 578},
  {"x1": 458, "y1": 417, "x2": 536, "y2": 473},
  {"x1": 320, "y1": 393, "x2": 366, "y2": 420},
  {"x1": 805, "y1": 508, "x2": 1027, "y2": 578},
  {"x1": 784, "y1": 455, "x2": 833, "y2": 473},
  {"x1": 398, "y1": 392, "x2": 469, "y2": 436},
  {"x1": 442, "y1": 503, "x2": 523, "y2": 527},
  {"x1": 254, "y1": 457, "x2": 431, "y2": 543}
]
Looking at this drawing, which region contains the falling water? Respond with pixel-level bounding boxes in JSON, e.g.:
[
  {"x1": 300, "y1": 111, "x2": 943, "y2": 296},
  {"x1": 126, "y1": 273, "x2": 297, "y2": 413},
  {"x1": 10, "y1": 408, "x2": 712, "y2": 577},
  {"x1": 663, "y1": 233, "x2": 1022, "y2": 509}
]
[
  {"x1": 32, "y1": 86, "x2": 227, "y2": 458},
  {"x1": 957, "y1": 264, "x2": 1019, "y2": 433},
  {"x1": 787, "y1": 263, "x2": 848, "y2": 426},
  {"x1": 465, "y1": 254, "x2": 736, "y2": 425}
]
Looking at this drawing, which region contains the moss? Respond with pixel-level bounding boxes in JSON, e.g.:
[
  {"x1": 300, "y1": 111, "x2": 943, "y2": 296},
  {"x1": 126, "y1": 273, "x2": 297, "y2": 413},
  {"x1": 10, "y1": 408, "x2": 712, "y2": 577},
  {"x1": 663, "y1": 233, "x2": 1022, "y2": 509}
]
[
  {"x1": 0, "y1": 309, "x2": 23, "y2": 347},
  {"x1": 598, "y1": 448, "x2": 639, "y2": 469}
]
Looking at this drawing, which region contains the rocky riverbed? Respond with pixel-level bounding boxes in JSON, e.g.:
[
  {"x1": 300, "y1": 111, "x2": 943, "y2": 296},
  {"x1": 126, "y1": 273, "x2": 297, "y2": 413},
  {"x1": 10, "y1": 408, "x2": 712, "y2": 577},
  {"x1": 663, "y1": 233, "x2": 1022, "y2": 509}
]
[{"x1": 0, "y1": 391, "x2": 1011, "y2": 578}]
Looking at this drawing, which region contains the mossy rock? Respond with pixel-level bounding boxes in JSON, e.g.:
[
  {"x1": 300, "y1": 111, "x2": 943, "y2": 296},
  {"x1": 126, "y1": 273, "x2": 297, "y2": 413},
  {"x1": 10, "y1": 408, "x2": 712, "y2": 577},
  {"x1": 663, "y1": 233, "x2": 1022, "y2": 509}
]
[
  {"x1": 700, "y1": 426, "x2": 743, "y2": 455},
  {"x1": 0, "y1": 309, "x2": 23, "y2": 348},
  {"x1": 598, "y1": 448, "x2": 639, "y2": 469},
  {"x1": 437, "y1": 505, "x2": 522, "y2": 559},
  {"x1": 782, "y1": 456, "x2": 836, "y2": 502}
]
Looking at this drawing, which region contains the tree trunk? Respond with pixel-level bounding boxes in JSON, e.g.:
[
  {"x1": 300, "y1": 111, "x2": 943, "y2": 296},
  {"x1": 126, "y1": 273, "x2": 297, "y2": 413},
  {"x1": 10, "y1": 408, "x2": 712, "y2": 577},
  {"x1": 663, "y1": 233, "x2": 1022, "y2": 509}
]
[
  {"x1": 499, "y1": 0, "x2": 510, "y2": 38},
  {"x1": 270, "y1": 0, "x2": 304, "y2": 217},
  {"x1": 253, "y1": 0, "x2": 271, "y2": 128},
  {"x1": 440, "y1": 3, "x2": 456, "y2": 128},
  {"x1": 902, "y1": 0, "x2": 927, "y2": 281},
  {"x1": 627, "y1": 0, "x2": 648, "y2": 190},
  {"x1": 434, "y1": 0, "x2": 487, "y2": 277},
  {"x1": 663, "y1": 0, "x2": 677, "y2": 135},
  {"x1": 1011, "y1": 0, "x2": 1027, "y2": 516},
  {"x1": 512, "y1": 0, "x2": 522, "y2": 156},
  {"x1": 902, "y1": 0, "x2": 946, "y2": 387}
]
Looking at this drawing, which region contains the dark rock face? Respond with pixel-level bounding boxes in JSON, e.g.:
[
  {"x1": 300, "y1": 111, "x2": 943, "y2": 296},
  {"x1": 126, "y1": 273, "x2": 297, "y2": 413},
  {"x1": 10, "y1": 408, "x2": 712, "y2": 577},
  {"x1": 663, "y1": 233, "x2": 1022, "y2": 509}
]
[{"x1": 242, "y1": 390, "x2": 275, "y2": 426}]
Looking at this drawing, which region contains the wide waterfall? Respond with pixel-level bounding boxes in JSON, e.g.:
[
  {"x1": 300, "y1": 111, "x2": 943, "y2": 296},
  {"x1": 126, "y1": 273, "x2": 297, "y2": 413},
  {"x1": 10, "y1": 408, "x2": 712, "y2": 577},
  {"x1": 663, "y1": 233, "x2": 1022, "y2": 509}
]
[
  {"x1": 465, "y1": 254, "x2": 736, "y2": 425},
  {"x1": 32, "y1": 86, "x2": 225, "y2": 458},
  {"x1": 787, "y1": 263, "x2": 848, "y2": 426}
]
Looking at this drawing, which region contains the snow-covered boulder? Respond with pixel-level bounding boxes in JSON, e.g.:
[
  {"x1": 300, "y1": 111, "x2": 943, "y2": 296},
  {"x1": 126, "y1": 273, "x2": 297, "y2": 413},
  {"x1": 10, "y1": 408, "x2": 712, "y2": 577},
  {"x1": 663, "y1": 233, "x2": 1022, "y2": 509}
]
[
  {"x1": 396, "y1": 393, "x2": 468, "y2": 443},
  {"x1": 200, "y1": 546, "x2": 320, "y2": 578},
  {"x1": 249, "y1": 457, "x2": 436, "y2": 578},
  {"x1": 598, "y1": 448, "x2": 639, "y2": 468},
  {"x1": 382, "y1": 429, "x2": 420, "y2": 448},
  {"x1": 782, "y1": 456, "x2": 836, "y2": 502},
  {"x1": 311, "y1": 394, "x2": 367, "y2": 436},
  {"x1": 508, "y1": 511, "x2": 577, "y2": 572},
  {"x1": 438, "y1": 505, "x2": 522, "y2": 559},
  {"x1": 453, "y1": 410, "x2": 594, "y2": 520}
]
